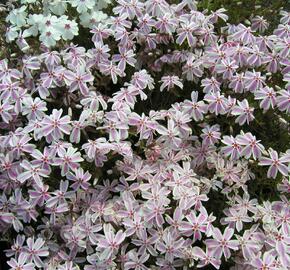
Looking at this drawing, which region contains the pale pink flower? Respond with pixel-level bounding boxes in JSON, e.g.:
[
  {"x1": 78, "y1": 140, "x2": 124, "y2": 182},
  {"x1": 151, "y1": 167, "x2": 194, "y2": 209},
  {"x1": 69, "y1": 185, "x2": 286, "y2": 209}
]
[
  {"x1": 183, "y1": 91, "x2": 208, "y2": 121},
  {"x1": 221, "y1": 135, "x2": 242, "y2": 160},
  {"x1": 179, "y1": 211, "x2": 207, "y2": 240},
  {"x1": 53, "y1": 147, "x2": 84, "y2": 176},
  {"x1": 67, "y1": 167, "x2": 91, "y2": 190},
  {"x1": 236, "y1": 132, "x2": 265, "y2": 160},
  {"x1": 259, "y1": 150, "x2": 290, "y2": 178},
  {"x1": 204, "y1": 92, "x2": 228, "y2": 115},
  {"x1": 231, "y1": 24, "x2": 255, "y2": 44},
  {"x1": 192, "y1": 246, "x2": 221, "y2": 269},
  {"x1": 18, "y1": 160, "x2": 49, "y2": 187},
  {"x1": 64, "y1": 67, "x2": 94, "y2": 96},
  {"x1": 156, "y1": 229, "x2": 185, "y2": 262},
  {"x1": 205, "y1": 227, "x2": 239, "y2": 259},
  {"x1": 250, "y1": 251, "x2": 276, "y2": 270},
  {"x1": 254, "y1": 86, "x2": 276, "y2": 111},
  {"x1": 7, "y1": 253, "x2": 35, "y2": 270},
  {"x1": 231, "y1": 99, "x2": 254, "y2": 125},
  {"x1": 98, "y1": 224, "x2": 126, "y2": 258},
  {"x1": 176, "y1": 21, "x2": 197, "y2": 47},
  {"x1": 40, "y1": 109, "x2": 71, "y2": 142},
  {"x1": 160, "y1": 76, "x2": 183, "y2": 92},
  {"x1": 23, "y1": 237, "x2": 49, "y2": 267},
  {"x1": 124, "y1": 250, "x2": 149, "y2": 270}
]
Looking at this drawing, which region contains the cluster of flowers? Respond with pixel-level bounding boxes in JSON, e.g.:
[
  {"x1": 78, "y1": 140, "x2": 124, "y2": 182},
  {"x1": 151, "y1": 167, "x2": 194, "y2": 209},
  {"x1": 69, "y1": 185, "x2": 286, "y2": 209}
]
[
  {"x1": 6, "y1": 0, "x2": 110, "y2": 47},
  {"x1": 0, "y1": 0, "x2": 289, "y2": 269}
]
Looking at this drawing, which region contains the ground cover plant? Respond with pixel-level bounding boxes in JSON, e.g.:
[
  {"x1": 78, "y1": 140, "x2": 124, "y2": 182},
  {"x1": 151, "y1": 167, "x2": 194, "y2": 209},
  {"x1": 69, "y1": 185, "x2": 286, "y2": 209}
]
[{"x1": 0, "y1": 0, "x2": 289, "y2": 269}]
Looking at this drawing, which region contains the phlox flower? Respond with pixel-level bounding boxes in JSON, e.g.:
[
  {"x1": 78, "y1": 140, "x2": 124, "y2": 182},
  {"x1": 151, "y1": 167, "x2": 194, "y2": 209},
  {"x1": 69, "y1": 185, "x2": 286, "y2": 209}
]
[
  {"x1": 215, "y1": 58, "x2": 238, "y2": 79},
  {"x1": 128, "y1": 112, "x2": 157, "y2": 140},
  {"x1": 251, "y1": 16, "x2": 269, "y2": 33},
  {"x1": 80, "y1": 91, "x2": 107, "y2": 111},
  {"x1": 156, "y1": 119, "x2": 182, "y2": 149},
  {"x1": 192, "y1": 246, "x2": 221, "y2": 269},
  {"x1": 98, "y1": 224, "x2": 126, "y2": 259},
  {"x1": 99, "y1": 61, "x2": 123, "y2": 84},
  {"x1": 39, "y1": 27, "x2": 61, "y2": 47},
  {"x1": 247, "y1": 45, "x2": 264, "y2": 67},
  {"x1": 40, "y1": 109, "x2": 71, "y2": 142},
  {"x1": 160, "y1": 76, "x2": 183, "y2": 92},
  {"x1": 276, "y1": 89, "x2": 290, "y2": 113},
  {"x1": 113, "y1": 0, "x2": 144, "y2": 19},
  {"x1": 23, "y1": 237, "x2": 49, "y2": 267},
  {"x1": 183, "y1": 91, "x2": 208, "y2": 121},
  {"x1": 10, "y1": 134, "x2": 35, "y2": 157},
  {"x1": 205, "y1": 227, "x2": 239, "y2": 259},
  {"x1": 5, "y1": 235, "x2": 26, "y2": 258},
  {"x1": 131, "y1": 70, "x2": 154, "y2": 90},
  {"x1": 274, "y1": 24, "x2": 290, "y2": 39},
  {"x1": 144, "y1": 199, "x2": 167, "y2": 227},
  {"x1": 221, "y1": 135, "x2": 241, "y2": 160},
  {"x1": 156, "y1": 229, "x2": 185, "y2": 262},
  {"x1": 46, "y1": 180, "x2": 74, "y2": 208},
  {"x1": 44, "y1": 203, "x2": 69, "y2": 224},
  {"x1": 124, "y1": 250, "x2": 149, "y2": 270},
  {"x1": 5, "y1": 26, "x2": 19, "y2": 42},
  {"x1": 236, "y1": 132, "x2": 265, "y2": 160},
  {"x1": 244, "y1": 70, "x2": 266, "y2": 92},
  {"x1": 64, "y1": 66, "x2": 94, "y2": 96},
  {"x1": 6, "y1": 6, "x2": 27, "y2": 27},
  {"x1": 259, "y1": 149, "x2": 290, "y2": 178},
  {"x1": 201, "y1": 77, "x2": 221, "y2": 93},
  {"x1": 231, "y1": 99, "x2": 254, "y2": 125},
  {"x1": 200, "y1": 125, "x2": 221, "y2": 145},
  {"x1": 53, "y1": 147, "x2": 84, "y2": 176},
  {"x1": 80, "y1": 11, "x2": 108, "y2": 28},
  {"x1": 182, "y1": 55, "x2": 204, "y2": 81},
  {"x1": 112, "y1": 47, "x2": 136, "y2": 72},
  {"x1": 250, "y1": 251, "x2": 276, "y2": 270},
  {"x1": 254, "y1": 86, "x2": 276, "y2": 111},
  {"x1": 70, "y1": 110, "x2": 90, "y2": 143},
  {"x1": 18, "y1": 160, "x2": 49, "y2": 187},
  {"x1": 223, "y1": 208, "x2": 252, "y2": 232},
  {"x1": 91, "y1": 23, "x2": 113, "y2": 44},
  {"x1": 67, "y1": 167, "x2": 91, "y2": 190},
  {"x1": 231, "y1": 24, "x2": 255, "y2": 44},
  {"x1": 7, "y1": 253, "x2": 35, "y2": 270},
  {"x1": 131, "y1": 229, "x2": 158, "y2": 256},
  {"x1": 155, "y1": 13, "x2": 178, "y2": 34},
  {"x1": 204, "y1": 92, "x2": 228, "y2": 115},
  {"x1": 70, "y1": 0, "x2": 95, "y2": 13},
  {"x1": 179, "y1": 211, "x2": 208, "y2": 240},
  {"x1": 276, "y1": 37, "x2": 290, "y2": 58},
  {"x1": 137, "y1": 14, "x2": 156, "y2": 34},
  {"x1": 58, "y1": 17, "x2": 79, "y2": 40},
  {"x1": 122, "y1": 212, "x2": 144, "y2": 237},
  {"x1": 28, "y1": 184, "x2": 50, "y2": 207},
  {"x1": 176, "y1": 20, "x2": 198, "y2": 47},
  {"x1": 165, "y1": 207, "x2": 184, "y2": 232},
  {"x1": 209, "y1": 8, "x2": 228, "y2": 23},
  {"x1": 22, "y1": 97, "x2": 47, "y2": 120},
  {"x1": 0, "y1": 100, "x2": 13, "y2": 123}
]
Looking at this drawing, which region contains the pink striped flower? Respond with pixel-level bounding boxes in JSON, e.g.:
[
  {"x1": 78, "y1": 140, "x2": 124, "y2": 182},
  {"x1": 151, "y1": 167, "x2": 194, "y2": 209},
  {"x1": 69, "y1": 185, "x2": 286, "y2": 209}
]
[{"x1": 259, "y1": 150, "x2": 290, "y2": 178}]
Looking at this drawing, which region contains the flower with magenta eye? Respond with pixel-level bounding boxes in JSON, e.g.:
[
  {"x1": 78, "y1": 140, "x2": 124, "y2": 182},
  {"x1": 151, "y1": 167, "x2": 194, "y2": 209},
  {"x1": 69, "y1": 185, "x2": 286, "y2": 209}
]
[
  {"x1": 205, "y1": 227, "x2": 239, "y2": 259},
  {"x1": 40, "y1": 109, "x2": 71, "y2": 142},
  {"x1": 231, "y1": 99, "x2": 254, "y2": 125},
  {"x1": 259, "y1": 149, "x2": 290, "y2": 178},
  {"x1": 53, "y1": 147, "x2": 84, "y2": 176}
]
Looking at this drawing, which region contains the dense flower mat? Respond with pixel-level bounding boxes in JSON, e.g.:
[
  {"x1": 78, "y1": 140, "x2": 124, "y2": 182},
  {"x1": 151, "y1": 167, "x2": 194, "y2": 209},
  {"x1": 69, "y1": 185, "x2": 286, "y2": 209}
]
[{"x1": 0, "y1": 1, "x2": 289, "y2": 269}]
